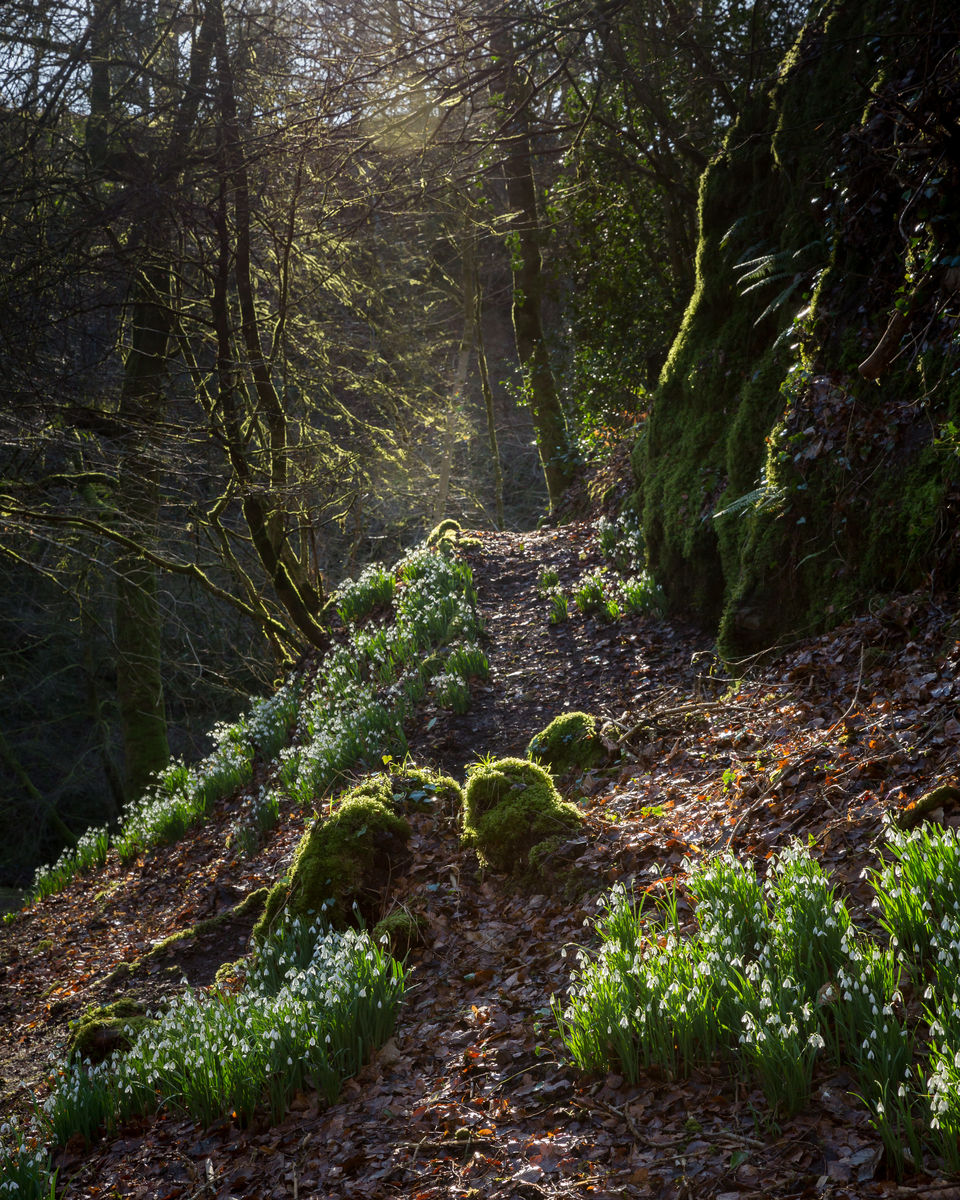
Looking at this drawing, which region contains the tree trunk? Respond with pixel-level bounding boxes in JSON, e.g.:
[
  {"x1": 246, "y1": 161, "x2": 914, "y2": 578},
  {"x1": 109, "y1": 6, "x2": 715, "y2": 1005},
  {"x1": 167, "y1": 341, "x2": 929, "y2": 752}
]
[
  {"x1": 475, "y1": 281, "x2": 505, "y2": 530},
  {"x1": 490, "y1": 24, "x2": 573, "y2": 512},
  {"x1": 211, "y1": 0, "x2": 329, "y2": 650},
  {"x1": 114, "y1": 259, "x2": 171, "y2": 801},
  {"x1": 435, "y1": 211, "x2": 478, "y2": 522}
]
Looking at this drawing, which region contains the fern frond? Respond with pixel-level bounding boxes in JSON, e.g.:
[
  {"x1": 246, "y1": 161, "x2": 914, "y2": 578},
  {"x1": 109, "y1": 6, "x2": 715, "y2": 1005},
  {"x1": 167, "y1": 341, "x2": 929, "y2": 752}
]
[
  {"x1": 712, "y1": 483, "x2": 786, "y2": 520},
  {"x1": 754, "y1": 274, "x2": 807, "y2": 322}
]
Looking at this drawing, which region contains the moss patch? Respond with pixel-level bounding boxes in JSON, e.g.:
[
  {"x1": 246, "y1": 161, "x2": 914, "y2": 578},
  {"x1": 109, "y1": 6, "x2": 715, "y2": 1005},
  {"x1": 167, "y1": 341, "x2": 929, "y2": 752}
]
[
  {"x1": 255, "y1": 792, "x2": 410, "y2": 940},
  {"x1": 462, "y1": 757, "x2": 584, "y2": 875},
  {"x1": 102, "y1": 888, "x2": 269, "y2": 989},
  {"x1": 526, "y1": 712, "x2": 606, "y2": 774},
  {"x1": 426, "y1": 519, "x2": 462, "y2": 550},
  {"x1": 373, "y1": 908, "x2": 426, "y2": 956},
  {"x1": 347, "y1": 766, "x2": 463, "y2": 819},
  {"x1": 148, "y1": 887, "x2": 268, "y2": 959},
  {"x1": 68, "y1": 1000, "x2": 152, "y2": 1065}
]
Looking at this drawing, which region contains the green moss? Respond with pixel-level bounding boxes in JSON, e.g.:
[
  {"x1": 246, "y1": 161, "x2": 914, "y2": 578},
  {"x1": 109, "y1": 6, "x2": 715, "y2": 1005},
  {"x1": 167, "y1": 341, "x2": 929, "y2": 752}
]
[
  {"x1": 373, "y1": 908, "x2": 426, "y2": 956},
  {"x1": 254, "y1": 792, "x2": 410, "y2": 940},
  {"x1": 68, "y1": 1000, "x2": 152, "y2": 1064},
  {"x1": 426, "y1": 519, "x2": 462, "y2": 549},
  {"x1": 148, "y1": 887, "x2": 269, "y2": 958},
  {"x1": 462, "y1": 757, "x2": 583, "y2": 875},
  {"x1": 635, "y1": 0, "x2": 960, "y2": 657},
  {"x1": 101, "y1": 888, "x2": 269, "y2": 987},
  {"x1": 214, "y1": 958, "x2": 248, "y2": 988},
  {"x1": 526, "y1": 712, "x2": 605, "y2": 774},
  {"x1": 347, "y1": 765, "x2": 463, "y2": 817}
]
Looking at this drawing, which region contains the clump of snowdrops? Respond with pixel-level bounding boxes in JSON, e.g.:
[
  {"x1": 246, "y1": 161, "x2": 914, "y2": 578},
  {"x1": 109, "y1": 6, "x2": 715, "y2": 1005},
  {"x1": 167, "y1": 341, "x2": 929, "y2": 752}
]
[
  {"x1": 1, "y1": 918, "x2": 404, "y2": 1199},
  {"x1": 288, "y1": 543, "x2": 485, "y2": 804},
  {"x1": 25, "y1": 535, "x2": 487, "y2": 900},
  {"x1": 555, "y1": 821, "x2": 960, "y2": 1178},
  {"x1": 26, "y1": 679, "x2": 302, "y2": 905}
]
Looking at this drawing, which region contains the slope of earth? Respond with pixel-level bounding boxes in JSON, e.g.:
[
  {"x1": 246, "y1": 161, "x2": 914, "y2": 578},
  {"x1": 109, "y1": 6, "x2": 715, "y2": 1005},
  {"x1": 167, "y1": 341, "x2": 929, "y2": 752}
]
[{"x1": 2, "y1": 526, "x2": 960, "y2": 1198}]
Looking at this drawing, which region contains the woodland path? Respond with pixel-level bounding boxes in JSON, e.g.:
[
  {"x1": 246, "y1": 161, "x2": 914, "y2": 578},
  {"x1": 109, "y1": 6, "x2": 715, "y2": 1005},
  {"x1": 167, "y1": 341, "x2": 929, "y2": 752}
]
[
  {"x1": 416, "y1": 522, "x2": 706, "y2": 770},
  {"x1": 3, "y1": 527, "x2": 960, "y2": 1197}
]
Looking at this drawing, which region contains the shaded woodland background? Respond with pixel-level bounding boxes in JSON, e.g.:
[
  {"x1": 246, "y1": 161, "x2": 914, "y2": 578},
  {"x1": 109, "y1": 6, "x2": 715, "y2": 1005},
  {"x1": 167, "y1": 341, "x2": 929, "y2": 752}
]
[{"x1": 1, "y1": 0, "x2": 957, "y2": 885}]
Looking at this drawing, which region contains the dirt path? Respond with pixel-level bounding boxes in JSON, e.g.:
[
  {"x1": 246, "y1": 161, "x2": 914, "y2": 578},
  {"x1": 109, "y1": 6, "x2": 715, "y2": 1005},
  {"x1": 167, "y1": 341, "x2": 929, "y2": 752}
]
[{"x1": 415, "y1": 523, "x2": 706, "y2": 770}]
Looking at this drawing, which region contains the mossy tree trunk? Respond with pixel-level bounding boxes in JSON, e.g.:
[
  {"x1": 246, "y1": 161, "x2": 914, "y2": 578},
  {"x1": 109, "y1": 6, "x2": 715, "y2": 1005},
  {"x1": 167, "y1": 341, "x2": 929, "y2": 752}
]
[{"x1": 84, "y1": 0, "x2": 186, "y2": 802}]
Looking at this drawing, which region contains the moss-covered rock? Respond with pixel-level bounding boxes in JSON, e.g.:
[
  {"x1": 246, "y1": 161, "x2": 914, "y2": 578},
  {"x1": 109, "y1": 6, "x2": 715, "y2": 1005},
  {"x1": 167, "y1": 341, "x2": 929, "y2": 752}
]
[
  {"x1": 462, "y1": 757, "x2": 583, "y2": 874},
  {"x1": 373, "y1": 908, "x2": 427, "y2": 956},
  {"x1": 526, "y1": 711, "x2": 606, "y2": 774},
  {"x1": 68, "y1": 1000, "x2": 152, "y2": 1064},
  {"x1": 426, "y1": 519, "x2": 462, "y2": 549},
  {"x1": 349, "y1": 765, "x2": 463, "y2": 818},
  {"x1": 254, "y1": 788, "x2": 412, "y2": 940},
  {"x1": 213, "y1": 958, "x2": 248, "y2": 989}
]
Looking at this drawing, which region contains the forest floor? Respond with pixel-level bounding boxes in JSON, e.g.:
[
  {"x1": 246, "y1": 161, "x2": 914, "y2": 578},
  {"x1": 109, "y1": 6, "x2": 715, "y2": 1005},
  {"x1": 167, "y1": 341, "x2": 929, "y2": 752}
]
[{"x1": 3, "y1": 522, "x2": 960, "y2": 1198}]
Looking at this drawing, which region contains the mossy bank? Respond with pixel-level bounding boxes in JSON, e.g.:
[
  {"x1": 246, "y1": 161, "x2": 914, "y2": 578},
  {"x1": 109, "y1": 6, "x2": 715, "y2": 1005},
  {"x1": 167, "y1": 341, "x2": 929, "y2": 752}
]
[{"x1": 634, "y1": 0, "x2": 960, "y2": 658}]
